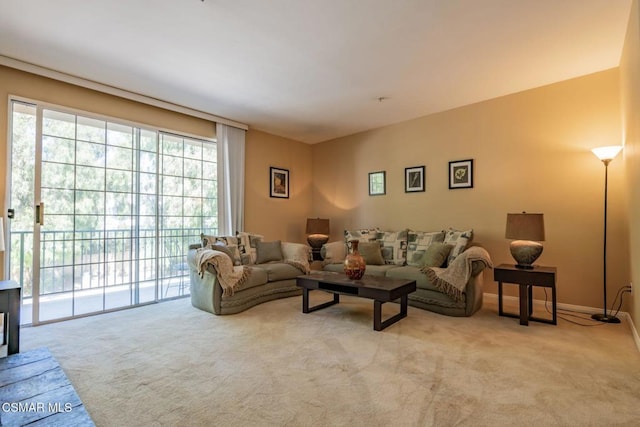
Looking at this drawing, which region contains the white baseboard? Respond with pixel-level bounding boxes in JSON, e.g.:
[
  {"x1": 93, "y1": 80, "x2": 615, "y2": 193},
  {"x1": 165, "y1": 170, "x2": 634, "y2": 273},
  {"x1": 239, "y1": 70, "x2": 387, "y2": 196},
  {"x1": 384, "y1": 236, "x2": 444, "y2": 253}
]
[
  {"x1": 483, "y1": 293, "x2": 640, "y2": 353},
  {"x1": 623, "y1": 312, "x2": 640, "y2": 353}
]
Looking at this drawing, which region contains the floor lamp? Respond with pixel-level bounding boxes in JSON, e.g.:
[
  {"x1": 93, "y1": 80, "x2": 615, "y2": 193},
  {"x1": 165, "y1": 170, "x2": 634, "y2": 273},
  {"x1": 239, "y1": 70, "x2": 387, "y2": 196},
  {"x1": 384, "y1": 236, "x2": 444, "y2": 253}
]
[{"x1": 591, "y1": 145, "x2": 623, "y2": 323}]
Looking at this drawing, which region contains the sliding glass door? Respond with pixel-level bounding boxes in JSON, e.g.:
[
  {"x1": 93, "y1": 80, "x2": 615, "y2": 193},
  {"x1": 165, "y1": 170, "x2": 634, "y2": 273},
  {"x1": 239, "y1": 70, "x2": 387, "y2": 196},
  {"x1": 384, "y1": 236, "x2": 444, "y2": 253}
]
[
  {"x1": 157, "y1": 133, "x2": 218, "y2": 299},
  {"x1": 7, "y1": 99, "x2": 217, "y2": 325}
]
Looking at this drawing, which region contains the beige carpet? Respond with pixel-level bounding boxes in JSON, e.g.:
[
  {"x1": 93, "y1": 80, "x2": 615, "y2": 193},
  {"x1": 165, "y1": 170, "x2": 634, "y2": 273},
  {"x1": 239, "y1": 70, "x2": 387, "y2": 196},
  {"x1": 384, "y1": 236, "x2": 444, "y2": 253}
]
[{"x1": 20, "y1": 295, "x2": 640, "y2": 426}]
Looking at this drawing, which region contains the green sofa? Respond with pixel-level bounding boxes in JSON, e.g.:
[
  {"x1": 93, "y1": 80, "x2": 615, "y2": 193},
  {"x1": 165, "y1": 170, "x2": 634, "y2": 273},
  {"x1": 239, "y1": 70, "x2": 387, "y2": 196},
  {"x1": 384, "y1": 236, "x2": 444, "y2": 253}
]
[
  {"x1": 321, "y1": 228, "x2": 492, "y2": 317},
  {"x1": 187, "y1": 238, "x2": 310, "y2": 315}
]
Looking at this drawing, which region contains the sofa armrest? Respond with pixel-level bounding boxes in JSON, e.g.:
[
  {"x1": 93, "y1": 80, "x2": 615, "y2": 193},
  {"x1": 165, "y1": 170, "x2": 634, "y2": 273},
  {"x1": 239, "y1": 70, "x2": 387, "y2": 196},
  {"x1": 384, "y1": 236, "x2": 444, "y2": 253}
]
[
  {"x1": 321, "y1": 241, "x2": 347, "y2": 263},
  {"x1": 464, "y1": 272, "x2": 484, "y2": 316},
  {"x1": 281, "y1": 242, "x2": 311, "y2": 272},
  {"x1": 187, "y1": 248, "x2": 199, "y2": 271},
  {"x1": 470, "y1": 259, "x2": 488, "y2": 277}
]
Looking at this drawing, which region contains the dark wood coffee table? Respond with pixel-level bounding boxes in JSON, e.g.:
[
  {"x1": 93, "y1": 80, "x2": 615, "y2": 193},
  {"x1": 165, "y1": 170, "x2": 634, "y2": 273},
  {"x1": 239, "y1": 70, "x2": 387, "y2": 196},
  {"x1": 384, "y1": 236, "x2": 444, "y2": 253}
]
[{"x1": 296, "y1": 272, "x2": 417, "y2": 331}]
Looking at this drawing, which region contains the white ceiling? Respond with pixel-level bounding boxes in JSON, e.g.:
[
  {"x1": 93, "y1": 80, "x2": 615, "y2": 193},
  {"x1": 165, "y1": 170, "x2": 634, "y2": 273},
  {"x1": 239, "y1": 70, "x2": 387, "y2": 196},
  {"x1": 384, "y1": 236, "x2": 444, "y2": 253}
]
[{"x1": 0, "y1": 0, "x2": 632, "y2": 143}]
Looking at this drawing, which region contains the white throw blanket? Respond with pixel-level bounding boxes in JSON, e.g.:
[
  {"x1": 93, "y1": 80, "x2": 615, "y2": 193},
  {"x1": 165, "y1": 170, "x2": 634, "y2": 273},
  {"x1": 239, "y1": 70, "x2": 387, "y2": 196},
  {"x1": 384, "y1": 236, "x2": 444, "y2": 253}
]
[
  {"x1": 195, "y1": 248, "x2": 251, "y2": 296},
  {"x1": 421, "y1": 246, "x2": 493, "y2": 302}
]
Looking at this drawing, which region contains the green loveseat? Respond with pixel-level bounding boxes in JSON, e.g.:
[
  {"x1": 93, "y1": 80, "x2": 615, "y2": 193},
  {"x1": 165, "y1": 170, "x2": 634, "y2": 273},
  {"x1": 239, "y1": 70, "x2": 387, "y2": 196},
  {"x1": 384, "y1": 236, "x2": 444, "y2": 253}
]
[{"x1": 187, "y1": 234, "x2": 310, "y2": 315}]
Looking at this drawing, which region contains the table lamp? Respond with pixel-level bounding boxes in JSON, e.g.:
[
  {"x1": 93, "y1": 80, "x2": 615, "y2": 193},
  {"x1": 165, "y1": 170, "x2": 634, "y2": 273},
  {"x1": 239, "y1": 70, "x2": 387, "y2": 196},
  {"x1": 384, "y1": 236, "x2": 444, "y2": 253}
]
[
  {"x1": 306, "y1": 218, "x2": 330, "y2": 252},
  {"x1": 505, "y1": 212, "x2": 545, "y2": 269}
]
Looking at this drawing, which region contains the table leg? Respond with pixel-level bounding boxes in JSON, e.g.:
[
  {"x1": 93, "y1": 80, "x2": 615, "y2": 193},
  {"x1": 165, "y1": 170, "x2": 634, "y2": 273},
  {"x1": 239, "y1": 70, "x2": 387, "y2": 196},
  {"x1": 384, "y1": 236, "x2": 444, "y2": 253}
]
[
  {"x1": 519, "y1": 284, "x2": 529, "y2": 326},
  {"x1": 374, "y1": 300, "x2": 382, "y2": 331},
  {"x1": 373, "y1": 294, "x2": 409, "y2": 331},
  {"x1": 1, "y1": 286, "x2": 21, "y2": 355},
  {"x1": 302, "y1": 289, "x2": 339, "y2": 313},
  {"x1": 552, "y1": 285, "x2": 557, "y2": 325},
  {"x1": 400, "y1": 293, "x2": 408, "y2": 317},
  {"x1": 498, "y1": 281, "x2": 504, "y2": 316},
  {"x1": 302, "y1": 288, "x2": 310, "y2": 313}
]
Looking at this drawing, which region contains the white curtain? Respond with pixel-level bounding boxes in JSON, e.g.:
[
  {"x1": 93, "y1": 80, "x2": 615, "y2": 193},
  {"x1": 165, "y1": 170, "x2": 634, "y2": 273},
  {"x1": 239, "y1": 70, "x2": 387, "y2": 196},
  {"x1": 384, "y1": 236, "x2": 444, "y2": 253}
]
[{"x1": 216, "y1": 123, "x2": 246, "y2": 235}]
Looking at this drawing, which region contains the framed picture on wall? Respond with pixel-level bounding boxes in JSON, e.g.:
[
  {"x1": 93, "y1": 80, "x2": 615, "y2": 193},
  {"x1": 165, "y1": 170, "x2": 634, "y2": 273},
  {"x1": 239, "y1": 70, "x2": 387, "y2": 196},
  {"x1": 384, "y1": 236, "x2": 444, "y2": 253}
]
[
  {"x1": 369, "y1": 171, "x2": 386, "y2": 196},
  {"x1": 448, "y1": 159, "x2": 473, "y2": 189},
  {"x1": 405, "y1": 166, "x2": 425, "y2": 192},
  {"x1": 270, "y1": 167, "x2": 289, "y2": 198}
]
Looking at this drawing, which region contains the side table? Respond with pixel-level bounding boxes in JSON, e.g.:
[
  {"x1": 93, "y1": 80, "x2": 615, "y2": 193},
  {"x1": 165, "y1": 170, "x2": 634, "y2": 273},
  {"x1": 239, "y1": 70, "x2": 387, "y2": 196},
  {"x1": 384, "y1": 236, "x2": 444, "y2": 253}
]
[
  {"x1": 0, "y1": 280, "x2": 21, "y2": 355},
  {"x1": 494, "y1": 264, "x2": 557, "y2": 326}
]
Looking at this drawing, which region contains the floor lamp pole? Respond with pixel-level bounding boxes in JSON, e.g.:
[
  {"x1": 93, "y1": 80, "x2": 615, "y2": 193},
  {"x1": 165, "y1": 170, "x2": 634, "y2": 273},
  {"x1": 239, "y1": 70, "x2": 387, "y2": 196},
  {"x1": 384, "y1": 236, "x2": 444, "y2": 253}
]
[{"x1": 592, "y1": 159, "x2": 620, "y2": 323}]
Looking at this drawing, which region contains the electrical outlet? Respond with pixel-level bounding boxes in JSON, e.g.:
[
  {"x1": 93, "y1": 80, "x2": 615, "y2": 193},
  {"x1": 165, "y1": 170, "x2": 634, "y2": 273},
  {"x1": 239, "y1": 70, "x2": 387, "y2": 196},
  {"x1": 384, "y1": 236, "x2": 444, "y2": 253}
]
[{"x1": 630, "y1": 282, "x2": 633, "y2": 294}]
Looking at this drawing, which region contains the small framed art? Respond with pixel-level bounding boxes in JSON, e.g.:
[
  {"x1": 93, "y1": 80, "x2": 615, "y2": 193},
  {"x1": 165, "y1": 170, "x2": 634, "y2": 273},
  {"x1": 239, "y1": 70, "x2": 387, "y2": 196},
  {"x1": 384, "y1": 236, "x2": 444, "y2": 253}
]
[
  {"x1": 369, "y1": 171, "x2": 386, "y2": 196},
  {"x1": 405, "y1": 166, "x2": 425, "y2": 192},
  {"x1": 270, "y1": 167, "x2": 289, "y2": 198},
  {"x1": 448, "y1": 159, "x2": 473, "y2": 189}
]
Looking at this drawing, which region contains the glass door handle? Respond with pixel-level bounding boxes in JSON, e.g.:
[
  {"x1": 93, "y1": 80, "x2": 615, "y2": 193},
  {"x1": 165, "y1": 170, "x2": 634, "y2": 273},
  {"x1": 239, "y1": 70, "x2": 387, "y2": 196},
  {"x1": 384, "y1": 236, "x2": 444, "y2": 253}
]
[{"x1": 35, "y1": 202, "x2": 44, "y2": 225}]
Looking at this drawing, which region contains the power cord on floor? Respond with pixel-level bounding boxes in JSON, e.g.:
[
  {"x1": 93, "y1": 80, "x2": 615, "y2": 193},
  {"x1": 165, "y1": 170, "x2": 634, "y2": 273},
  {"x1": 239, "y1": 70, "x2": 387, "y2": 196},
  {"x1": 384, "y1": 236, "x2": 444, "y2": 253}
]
[
  {"x1": 542, "y1": 285, "x2": 632, "y2": 326},
  {"x1": 609, "y1": 285, "x2": 632, "y2": 318}
]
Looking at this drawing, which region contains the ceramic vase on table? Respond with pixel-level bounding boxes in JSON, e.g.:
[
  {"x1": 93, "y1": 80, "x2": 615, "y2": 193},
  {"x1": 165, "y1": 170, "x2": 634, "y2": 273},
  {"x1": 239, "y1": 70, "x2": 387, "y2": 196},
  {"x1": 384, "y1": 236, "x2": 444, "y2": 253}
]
[{"x1": 344, "y1": 240, "x2": 366, "y2": 280}]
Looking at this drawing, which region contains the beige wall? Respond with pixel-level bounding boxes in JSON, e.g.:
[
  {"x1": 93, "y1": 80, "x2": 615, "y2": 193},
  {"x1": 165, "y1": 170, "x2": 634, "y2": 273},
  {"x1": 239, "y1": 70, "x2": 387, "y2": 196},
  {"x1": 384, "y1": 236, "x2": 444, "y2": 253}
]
[
  {"x1": 1, "y1": 57, "x2": 635, "y2": 316},
  {"x1": 621, "y1": 0, "x2": 640, "y2": 327},
  {"x1": 244, "y1": 129, "x2": 313, "y2": 242},
  {"x1": 312, "y1": 69, "x2": 629, "y2": 309}
]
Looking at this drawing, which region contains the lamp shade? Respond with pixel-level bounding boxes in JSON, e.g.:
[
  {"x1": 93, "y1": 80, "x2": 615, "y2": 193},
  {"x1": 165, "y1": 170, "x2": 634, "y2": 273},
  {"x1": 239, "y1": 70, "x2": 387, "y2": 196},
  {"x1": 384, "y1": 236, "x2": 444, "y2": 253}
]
[
  {"x1": 591, "y1": 145, "x2": 623, "y2": 161},
  {"x1": 505, "y1": 213, "x2": 545, "y2": 241},
  {"x1": 306, "y1": 218, "x2": 330, "y2": 235}
]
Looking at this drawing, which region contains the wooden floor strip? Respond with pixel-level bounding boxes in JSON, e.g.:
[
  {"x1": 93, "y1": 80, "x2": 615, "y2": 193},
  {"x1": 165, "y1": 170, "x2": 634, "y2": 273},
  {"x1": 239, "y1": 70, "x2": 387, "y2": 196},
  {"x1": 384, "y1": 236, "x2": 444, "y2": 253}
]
[{"x1": 0, "y1": 347, "x2": 94, "y2": 427}]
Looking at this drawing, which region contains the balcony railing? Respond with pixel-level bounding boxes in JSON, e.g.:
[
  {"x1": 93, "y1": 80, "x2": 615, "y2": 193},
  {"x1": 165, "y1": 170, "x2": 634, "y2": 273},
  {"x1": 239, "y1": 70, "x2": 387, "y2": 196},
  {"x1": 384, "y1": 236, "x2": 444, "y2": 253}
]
[{"x1": 9, "y1": 227, "x2": 203, "y2": 298}]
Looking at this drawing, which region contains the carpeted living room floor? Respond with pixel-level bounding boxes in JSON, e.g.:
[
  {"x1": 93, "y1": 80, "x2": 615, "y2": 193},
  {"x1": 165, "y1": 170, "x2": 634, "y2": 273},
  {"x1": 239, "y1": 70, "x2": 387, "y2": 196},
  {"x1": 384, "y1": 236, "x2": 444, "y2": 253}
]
[{"x1": 20, "y1": 294, "x2": 640, "y2": 426}]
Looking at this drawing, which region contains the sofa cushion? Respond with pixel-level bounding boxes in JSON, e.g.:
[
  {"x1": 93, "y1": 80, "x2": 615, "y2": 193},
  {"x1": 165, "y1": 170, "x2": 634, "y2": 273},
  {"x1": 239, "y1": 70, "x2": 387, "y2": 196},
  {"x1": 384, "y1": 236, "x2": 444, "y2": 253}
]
[
  {"x1": 212, "y1": 243, "x2": 242, "y2": 266},
  {"x1": 323, "y1": 263, "x2": 344, "y2": 274},
  {"x1": 408, "y1": 289, "x2": 466, "y2": 310},
  {"x1": 444, "y1": 228, "x2": 473, "y2": 265},
  {"x1": 406, "y1": 231, "x2": 445, "y2": 267},
  {"x1": 200, "y1": 234, "x2": 242, "y2": 265},
  {"x1": 358, "y1": 241, "x2": 385, "y2": 265},
  {"x1": 377, "y1": 229, "x2": 408, "y2": 265},
  {"x1": 420, "y1": 242, "x2": 452, "y2": 268},
  {"x1": 385, "y1": 266, "x2": 440, "y2": 292},
  {"x1": 253, "y1": 262, "x2": 303, "y2": 282},
  {"x1": 255, "y1": 240, "x2": 284, "y2": 264},
  {"x1": 236, "y1": 232, "x2": 264, "y2": 264},
  {"x1": 344, "y1": 228, "x2": 379, "y2": 244},
  {"x1": 213, "y1": 265, "x2": 268, "y2": 292},
  {"x1": 320, "y1": 241, "x2": 347, "y2": 263}
]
